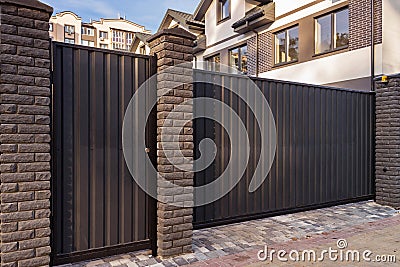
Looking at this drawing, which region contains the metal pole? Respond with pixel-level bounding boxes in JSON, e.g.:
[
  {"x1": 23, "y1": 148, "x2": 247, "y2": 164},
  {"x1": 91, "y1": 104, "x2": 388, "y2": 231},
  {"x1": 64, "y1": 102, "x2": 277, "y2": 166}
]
[
  {"x1": 371, "y1": 0, "x2": 375, "y2": 91},
  {"x1": 252, "y1": 30, "x2": 259, "y2": 77}
]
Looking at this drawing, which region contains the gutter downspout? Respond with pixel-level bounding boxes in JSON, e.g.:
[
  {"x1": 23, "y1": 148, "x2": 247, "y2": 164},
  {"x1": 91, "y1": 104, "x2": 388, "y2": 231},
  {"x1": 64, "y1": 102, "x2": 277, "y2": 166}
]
[
  {"x1": 252, "y1": 29, "x2": 259, "y2": 77},
  {"x1": 371, "y1": 0, "x2": 375, "y2": 91}
]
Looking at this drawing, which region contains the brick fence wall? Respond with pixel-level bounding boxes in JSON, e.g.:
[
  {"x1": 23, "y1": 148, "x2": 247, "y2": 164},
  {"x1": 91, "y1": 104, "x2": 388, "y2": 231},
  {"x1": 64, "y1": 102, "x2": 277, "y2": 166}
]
[
  {"x1": 375, "y1": 77, "x2": 400, "y2": 209},
  {"x1": 148, "y1": 28, "x2": 196, "y2": 258},
  {"x1": 0, "y1": 0, "x2": 53, "y2": 266}
]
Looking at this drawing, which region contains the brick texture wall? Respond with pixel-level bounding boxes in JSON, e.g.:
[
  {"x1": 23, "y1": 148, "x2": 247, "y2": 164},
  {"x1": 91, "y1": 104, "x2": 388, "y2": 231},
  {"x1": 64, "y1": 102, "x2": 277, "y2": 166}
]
[
  {"x1": 247, "y1": 0, "x2": 383, "y2": 75},
  {"x1": 375, "y1": 77, "x2": 400, "y2": 209},
  {"x1": 349, "y1": 0, "x2": 382, "y2": 50},
  {"x1": 0, "y1": 1, "x2": 53, "y2": 266},
  {"x1": 148, "y1": 28, "x2": 195, "y2": 258},
  {"x1": 247, "y1": 31, "x2": 273, "y2": 76}
]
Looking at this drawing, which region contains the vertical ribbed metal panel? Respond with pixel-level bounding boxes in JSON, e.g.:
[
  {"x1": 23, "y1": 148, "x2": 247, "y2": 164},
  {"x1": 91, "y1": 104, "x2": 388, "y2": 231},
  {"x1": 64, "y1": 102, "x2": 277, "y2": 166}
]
[
  {"x1": 193, "y1": 70, "x2": 375, "y2": 228},
  {"x1": 51, "y1": 42, "x2": 157, "y2": 263}
]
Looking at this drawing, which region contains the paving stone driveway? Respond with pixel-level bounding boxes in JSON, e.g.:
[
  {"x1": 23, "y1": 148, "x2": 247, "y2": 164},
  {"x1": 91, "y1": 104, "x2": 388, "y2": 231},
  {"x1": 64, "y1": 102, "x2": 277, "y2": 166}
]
[{"x1": 59, "y1": 201, "x2": 398, "y2": 267}]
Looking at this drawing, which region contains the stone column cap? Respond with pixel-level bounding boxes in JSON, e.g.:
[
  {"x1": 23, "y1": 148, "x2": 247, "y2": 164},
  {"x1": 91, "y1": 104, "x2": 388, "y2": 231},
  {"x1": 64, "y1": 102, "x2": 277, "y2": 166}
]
[
  {"x1": 147, "y1": 28, "x2": 197, "y2": 43},
  {"x1": 0, "y1": 0, "x2": 53, "y2": 13}
]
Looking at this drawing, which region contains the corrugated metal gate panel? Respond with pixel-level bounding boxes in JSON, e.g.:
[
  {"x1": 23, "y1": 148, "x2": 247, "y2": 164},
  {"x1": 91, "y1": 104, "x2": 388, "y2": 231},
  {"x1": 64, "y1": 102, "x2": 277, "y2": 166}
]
[
  {"x1": 51, "y1": 42, "x2": 157, "y2": 264},
  {"x1": 193, "y1": 70, "x2": 374, "y2": 227}
]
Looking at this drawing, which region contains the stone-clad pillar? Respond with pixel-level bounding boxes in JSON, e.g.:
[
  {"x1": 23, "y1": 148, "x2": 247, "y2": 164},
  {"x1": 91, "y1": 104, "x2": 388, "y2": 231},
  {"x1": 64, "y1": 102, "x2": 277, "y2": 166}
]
[
  {"x1": 375, "y1": 76, "x2": 400, "y2": 209},
  {"x1": 0, "y1": 0, "x2": 53, "y2": 266},
  {"x1": 148, "y1": 28, "x2": 196, "y2": 257}
]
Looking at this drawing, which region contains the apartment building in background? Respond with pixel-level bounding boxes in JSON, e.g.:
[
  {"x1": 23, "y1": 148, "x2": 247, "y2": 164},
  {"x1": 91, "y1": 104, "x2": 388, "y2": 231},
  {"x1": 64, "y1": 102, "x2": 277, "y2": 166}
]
[
  {"x1": 188, "y1": 0, "x2": 400, "y2": 91},
  {"x1": 49, "y1": 11, "x2": 152, "y2": 52}
]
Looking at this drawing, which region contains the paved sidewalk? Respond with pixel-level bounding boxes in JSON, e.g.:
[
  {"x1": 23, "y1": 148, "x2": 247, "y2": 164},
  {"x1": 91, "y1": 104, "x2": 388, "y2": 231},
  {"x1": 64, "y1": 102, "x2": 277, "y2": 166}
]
[
  {"x1": 201, "y1": 212, "x2": 400, "y2": 266},
  {"x1": 60, "y1": 201, "x2": 398, "y2": 267}
]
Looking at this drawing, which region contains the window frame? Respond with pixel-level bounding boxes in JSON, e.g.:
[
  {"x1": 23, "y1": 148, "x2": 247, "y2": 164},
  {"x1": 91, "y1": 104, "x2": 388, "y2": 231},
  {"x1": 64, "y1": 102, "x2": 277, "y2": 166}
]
[
  {"x1": 64, "y1": 25, "x2": 75, "y2": 34},
  {"x1": 274, "y1": 24, "x2": 299, "y2": 66},
  {"x1": 228, "y1": 44, "x2": 248, "y2": 74},
  {"x1": 82, "y1": 26, "x2": 94, "y2": 36},
  {"x1": 99, "y1": 31, "x2": 108, "y2": 39},
  {"x1": 217, "y1": 0, "x2": 231, "y2": 24},
  {"x1": 140, "y1": 45, "x2": 147, "y2": 55},
  {"x1": 81, "y1": 40, "x2": 95, "y2": 47},
  {"x1": 205, "y1": 53, "x2": 221, "y2": 71},
  {"x1": 49, "y1": 23, "x2": 53, "y2": 32},
  {"x1": 64, "y1": 38, "x2": 75, "y2": 44},
  {"x1": 314, "y1": 7, "x2": 349, "y2": 56}
]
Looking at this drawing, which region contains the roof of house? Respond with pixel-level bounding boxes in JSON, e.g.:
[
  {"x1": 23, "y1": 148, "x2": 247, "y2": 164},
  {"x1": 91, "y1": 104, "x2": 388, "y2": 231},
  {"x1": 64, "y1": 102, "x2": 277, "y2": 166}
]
[
  {"x1": 158, "y1": 9, "x2": 204, "y2": 32},
  {"x1": 130, "y1": 32, "x2": 153, "y2": 53},
  {"x1": 134, "y1": 32, "x2": 152, "y2": 46},
  {"x1": 92, "y1": 18, "x2": 151, "y2": 33},
  {"x1": 194, "y1": 0, "x2": 272, "y2": 21},
  {"x1": 51, "y1": 11, "x2": 82, "y2": 20}
]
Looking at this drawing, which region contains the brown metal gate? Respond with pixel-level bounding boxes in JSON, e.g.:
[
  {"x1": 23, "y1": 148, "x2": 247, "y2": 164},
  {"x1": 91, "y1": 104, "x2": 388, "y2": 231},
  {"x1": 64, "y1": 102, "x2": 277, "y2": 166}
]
[
  {"x1": 193, "y1": 69, "x2": 375, "y2": 228},
  {"x1": 51, "y1": 42, "x2": 157, "y2": 264}
]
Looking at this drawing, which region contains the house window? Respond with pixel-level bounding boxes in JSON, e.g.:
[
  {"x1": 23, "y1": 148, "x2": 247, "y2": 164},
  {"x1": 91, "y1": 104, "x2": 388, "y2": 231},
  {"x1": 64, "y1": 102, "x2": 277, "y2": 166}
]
[
  {"x1": 99, "y1": 31, "x2": 108, "y2": 39},
  {"x1": 64, "y1": 25, "x2": 75, "y2": 34},
  {"x1": 127, "y1": 33, "x2": 133, "y2": 45},
  {"x1": 112, "y1": 30, "x2": 124, "y2": 43},
  {"x1": 205, "y1": 54, "x2": 221, "y2": 71},
  {"x1": 113, "y1": 43, "x2": 125, "y2": 50},
  {"x1": 82, "y1": 27, "x2": 94, "y2": 36},
  {"x1": 140, "y1": 45, "x2": 146, "y2": 55},
  {"x1": 64, "y1": 38, "x2": 75, "y2": 44},
  {"x1": 217, "y1": 0, "x2": 230, "y2": 22},
  {"x1": 49, "y1": 23, "x2": 53, "y2": 32},
  {"x1": 100, "y1": 44, "x2": 108, "y2": 49},
  {"x1": 126, "y1": 32, "x2": 133, "y2": 50},
  {"x1": 275, "y1": 25, "x2": 299, "y2": 65},
  {"x1": 229, "y1": 45, "x2": 247, "y2": 74},
  {"x1": 315, "y1": 8, "x2": 349, "y2": 54},
  {"x1": 112, "y1": 30, "x2": 125, "y2": 50},
  {"x1": 81, "y1": 40, "x2": 95, "y2": 47},
  {"x1": 111, "y1": 31, "x2": 132, "y2": 51}
]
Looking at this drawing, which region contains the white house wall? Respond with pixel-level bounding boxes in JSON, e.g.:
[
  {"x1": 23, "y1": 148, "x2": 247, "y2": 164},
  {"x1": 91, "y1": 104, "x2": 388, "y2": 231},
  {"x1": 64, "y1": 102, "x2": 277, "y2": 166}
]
[
  {"x1": 259, "y1": 44, "x2": 383, "y2": 87},
  {"x1": 260, "y1": 0, "x2": 348, "y2": 34},
  {"x1": 382, "y1": 0, "x2": 400, "y2": 75},
  {"x1": 205, "y1": 0, "x2": 248, "y2": 46},
  {"x1": 50, "y1": 13, "x2": 82, "y2": 43}
]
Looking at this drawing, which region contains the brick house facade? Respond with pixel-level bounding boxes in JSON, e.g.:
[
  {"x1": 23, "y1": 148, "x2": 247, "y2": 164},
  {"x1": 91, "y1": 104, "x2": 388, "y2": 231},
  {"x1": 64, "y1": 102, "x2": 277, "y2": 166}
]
[
  {"x1": 192, "y1": 0, "x2": 400, "y2": 91},
  {"x1": 247, "y1": 0, "x2": 383, "y2": 77}
]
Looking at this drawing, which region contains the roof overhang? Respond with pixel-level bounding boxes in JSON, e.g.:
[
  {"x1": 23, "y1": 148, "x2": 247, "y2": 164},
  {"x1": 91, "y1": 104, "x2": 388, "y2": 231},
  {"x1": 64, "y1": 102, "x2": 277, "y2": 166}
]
[
  {"x1": 194, "y1": 0, "x2": 272, "y2": 20},
  {"x1": 232, "y1": 2, "x2": 275, "y2": 34},
  {"x1": 194, "y1": 0, "x2": 212, "y2": 21},
  {"x1": 245, "y1": 0, "x2": 273, "y2": 5},
  {"x1": 158, "y1": 9, "x2": 205, "y2": 34}
]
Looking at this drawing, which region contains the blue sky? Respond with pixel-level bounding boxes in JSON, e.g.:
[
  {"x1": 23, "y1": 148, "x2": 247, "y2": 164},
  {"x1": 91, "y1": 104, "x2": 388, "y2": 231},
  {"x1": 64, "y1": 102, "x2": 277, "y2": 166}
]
[{"x1": 41, "y1": 0, "x2": 199, "y2": 32}]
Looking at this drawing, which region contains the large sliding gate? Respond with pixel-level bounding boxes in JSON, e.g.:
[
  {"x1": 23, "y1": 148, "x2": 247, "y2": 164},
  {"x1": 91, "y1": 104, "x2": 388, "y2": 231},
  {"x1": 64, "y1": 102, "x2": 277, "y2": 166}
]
[
  {"x1": 51, "y1": 42, "x2": 157, "y2": 264},
  {"x1": 193, "y1": 69, "x2": 375, "y2": 227}
]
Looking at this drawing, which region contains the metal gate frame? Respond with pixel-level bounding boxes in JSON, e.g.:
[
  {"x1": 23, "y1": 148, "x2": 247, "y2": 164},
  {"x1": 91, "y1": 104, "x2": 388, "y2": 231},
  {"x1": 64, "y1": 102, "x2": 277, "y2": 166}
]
[{"x1": 50, "y1": 42, "x2": 157, "y2": 265}]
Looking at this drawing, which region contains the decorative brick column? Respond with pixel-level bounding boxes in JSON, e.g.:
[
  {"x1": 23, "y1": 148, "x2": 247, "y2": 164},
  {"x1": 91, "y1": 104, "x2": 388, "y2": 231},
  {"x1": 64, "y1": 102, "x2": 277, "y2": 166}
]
[
  {"x1": 247, "y1": 31, "x2": 273, "y2": 76},
  {"x1": 148, "y1": 28, "x2": 195, "y2": 258},
  {"x1": 0, "y1": 0, "x2": 53, "y2": 266},
  {"x1": 375, "y1": 76, "x2": 400, "y2": 209}
]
